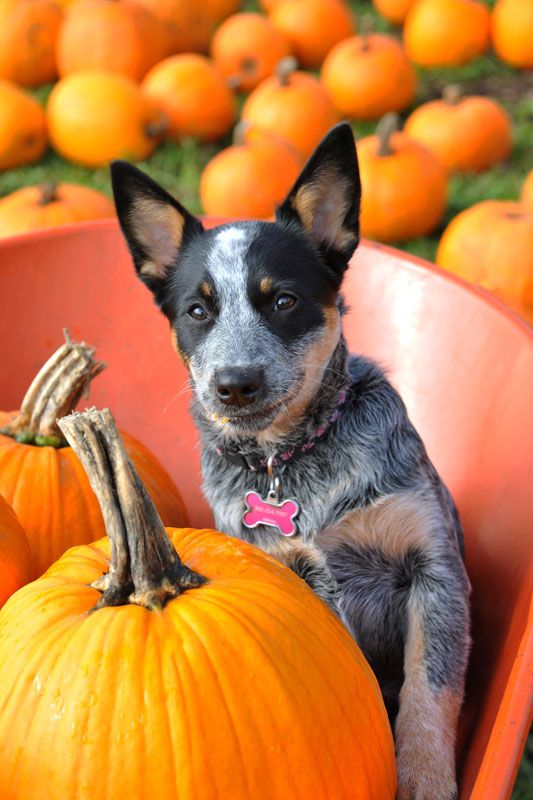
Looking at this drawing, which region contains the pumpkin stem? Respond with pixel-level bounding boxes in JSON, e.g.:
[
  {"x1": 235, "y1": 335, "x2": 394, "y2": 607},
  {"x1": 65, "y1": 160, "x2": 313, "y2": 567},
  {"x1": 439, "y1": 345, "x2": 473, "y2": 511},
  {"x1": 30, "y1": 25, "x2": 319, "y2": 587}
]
[
  {"x1": 0, "y1": 330, "x2": 106, "y2": 446},
  {"x1": 233, "y1": 120, "x2": 250, "y2": 147},
  {"x1": 442, "y1": 84, "x2": 463, "y2": 105},
  {"x1": 275, "y1": 56, "x2": 298, "y2": 87},
  {"x1": 38, "y1": 181, "x2": 59, "y2": 205},
  {"x1": 58, "y1": 407, "x2": 206, "y2": 610},
  {"x1": 376, "y1": 112, "x2": 399, "y2": 157},
  {"x1": 359, "y1": 14, "x2": 374, "y2": 50},
  {"x1": 145, "y1": 110, "x2": 170, "y2": 139}
]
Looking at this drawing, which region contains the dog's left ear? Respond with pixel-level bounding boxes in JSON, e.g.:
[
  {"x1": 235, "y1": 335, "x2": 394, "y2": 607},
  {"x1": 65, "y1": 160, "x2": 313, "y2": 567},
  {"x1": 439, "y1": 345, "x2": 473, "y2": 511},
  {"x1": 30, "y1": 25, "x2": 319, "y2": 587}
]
[{"x1": 276, "y1": 123, "x2": 361, "y2": 275}]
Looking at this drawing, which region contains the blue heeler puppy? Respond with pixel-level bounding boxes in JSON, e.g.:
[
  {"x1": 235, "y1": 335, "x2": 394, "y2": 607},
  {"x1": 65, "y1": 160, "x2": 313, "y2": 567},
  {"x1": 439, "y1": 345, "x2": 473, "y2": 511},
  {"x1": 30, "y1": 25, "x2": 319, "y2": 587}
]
[{"x1": 111, "y1": 123, "x2": 471, "y2": 800}]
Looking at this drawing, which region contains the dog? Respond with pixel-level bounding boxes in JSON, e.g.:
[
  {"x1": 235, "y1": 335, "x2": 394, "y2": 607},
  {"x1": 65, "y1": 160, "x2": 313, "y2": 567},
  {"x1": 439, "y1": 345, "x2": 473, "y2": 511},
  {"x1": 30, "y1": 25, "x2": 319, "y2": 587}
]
[{"x1": 111, "y1": 123, "x2": 471, "y2": 800}]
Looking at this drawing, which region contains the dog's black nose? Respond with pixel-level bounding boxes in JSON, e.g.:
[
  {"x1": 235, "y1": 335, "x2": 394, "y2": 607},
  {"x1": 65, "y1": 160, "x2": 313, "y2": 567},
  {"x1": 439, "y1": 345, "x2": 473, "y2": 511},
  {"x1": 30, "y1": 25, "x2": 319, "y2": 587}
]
[{"x1": 215, "y1": 368, "x2": 264, "y2": 407}]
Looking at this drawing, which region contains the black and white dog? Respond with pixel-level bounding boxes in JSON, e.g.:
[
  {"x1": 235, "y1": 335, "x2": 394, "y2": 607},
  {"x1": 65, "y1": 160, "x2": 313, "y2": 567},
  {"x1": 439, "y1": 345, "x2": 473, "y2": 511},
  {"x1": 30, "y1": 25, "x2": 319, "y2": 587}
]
[{"x1": 111, "y1": 123, "x2": 471, "y2": 800}]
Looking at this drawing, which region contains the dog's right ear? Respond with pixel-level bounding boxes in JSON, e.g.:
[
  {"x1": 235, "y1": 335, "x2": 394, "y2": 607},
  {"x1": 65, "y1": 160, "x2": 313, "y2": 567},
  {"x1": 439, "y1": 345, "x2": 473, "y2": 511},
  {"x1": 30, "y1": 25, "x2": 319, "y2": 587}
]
[{"x1": 110, "y1": 161, "x2": 203, "y2": 301}]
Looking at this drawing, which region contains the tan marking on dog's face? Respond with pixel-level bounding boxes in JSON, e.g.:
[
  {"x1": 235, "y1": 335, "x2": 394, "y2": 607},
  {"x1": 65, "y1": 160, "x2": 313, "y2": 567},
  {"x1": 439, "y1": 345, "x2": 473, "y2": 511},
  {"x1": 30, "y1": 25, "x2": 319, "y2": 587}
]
[
  {"x1": 170, "y1": 327, "x2": 189, "y2": 368},
  {"x1": 256, "y1": 306, "x2": 341, "y2": 445},
  {"x1": 129, "y1": 198, "x2": 184, "y2": 279},
  {"x1": 395, "y1": 600, "x2": 461, "y2": 800},
  {"x1": 321, "y1": 490, "x2": 440, "y2": 560},
  {"x1": 199, "y1": 281, "x2": 213, "y2": 298},
  {"x1": 259, "y1": 276, "x2": 273, "y2": 293},
  {"x1": 292, "y1": 169, "x2": 356, "y2": 255}
]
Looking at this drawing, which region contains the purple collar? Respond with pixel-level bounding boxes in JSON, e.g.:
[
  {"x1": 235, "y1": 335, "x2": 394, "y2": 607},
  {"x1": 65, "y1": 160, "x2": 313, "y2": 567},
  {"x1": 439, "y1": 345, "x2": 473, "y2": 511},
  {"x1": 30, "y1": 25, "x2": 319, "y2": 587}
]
[{"x1": 215, "y1": 389, "x2": 348, "y2": 472}]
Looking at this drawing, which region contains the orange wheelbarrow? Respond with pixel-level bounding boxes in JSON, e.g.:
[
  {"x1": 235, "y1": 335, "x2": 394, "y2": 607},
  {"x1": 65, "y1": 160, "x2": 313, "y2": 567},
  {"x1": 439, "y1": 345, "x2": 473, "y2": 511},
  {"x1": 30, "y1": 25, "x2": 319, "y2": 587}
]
[{"x1": 0, "y1": 219, "x2": 531, "y2": 799}]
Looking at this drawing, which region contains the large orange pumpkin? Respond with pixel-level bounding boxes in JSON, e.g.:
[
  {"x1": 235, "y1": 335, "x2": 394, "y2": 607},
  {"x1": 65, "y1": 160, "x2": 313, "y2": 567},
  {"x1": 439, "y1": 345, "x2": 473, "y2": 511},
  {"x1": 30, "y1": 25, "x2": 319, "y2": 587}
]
[
  {"x1": 0, "y1": 406, "x2": 397, "y2": 800},
  {"x1": 270, "y1": 0, "x2": 355, "y2": 69},
  {"x1": 242, "y1": 57, "x2": 338, "y2": 158},
  {"x1": 0, "y1": 496, "x2": 32, "y2": 608},
  {"x1": 47, "y1": 70, "x2": 166, "y2": 166},
  {"x1": 0, "y1": 81, "x2": 47, "y2": 171},
  {"x1": 321, "y1": 33, "x2": 416, "y2": 120},
  {"x1": 142, "y1": 54, "x2": 236, "y2": 141},
  {"x1": 56, "y1": 0, "x2": 170, "y2": 82},
  {"x1": 404, "y1": 0, "x2": 490, "y2": 66},
  {"x1": 358, "y1": 113, "x2": 448, "y2": 243},
  {"x1": 437, "y1": 201, "x2": 533, "y2": 324},
  {"x1": 404, "y1": 86, "x2": 512, "y2": 173},
  {"x1": 0, "y1": 335, "x2": 188, "y2": 578},
  {"x1": 211, "y1": 12, "x2": 291, "y2": 93},
  {"x1": 491, "y1": 0, "x2": 533, "y2": 70},
  {"x1": 200, "y1": 123, "x2": 302, "y2": 218},
  {"x1": 521, "y1": 170, "x2": 533, "y2": 212},
  {"x1": 371, "y1": 0, "x2": 417, "y2": 25},
  {"x1": 0, "y1": 182, "x2": 114, "y2": 238},
  {"x1": 0, "y1": 0, "x2": 63, "y2": 86}
]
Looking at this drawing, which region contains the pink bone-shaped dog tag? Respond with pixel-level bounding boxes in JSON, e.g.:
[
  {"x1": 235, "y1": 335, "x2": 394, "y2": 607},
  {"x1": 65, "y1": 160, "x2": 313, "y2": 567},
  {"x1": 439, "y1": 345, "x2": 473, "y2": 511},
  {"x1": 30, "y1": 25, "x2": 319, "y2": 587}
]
[{"x1": 243, "y1": 492, "x2": 299, "y2": 537}]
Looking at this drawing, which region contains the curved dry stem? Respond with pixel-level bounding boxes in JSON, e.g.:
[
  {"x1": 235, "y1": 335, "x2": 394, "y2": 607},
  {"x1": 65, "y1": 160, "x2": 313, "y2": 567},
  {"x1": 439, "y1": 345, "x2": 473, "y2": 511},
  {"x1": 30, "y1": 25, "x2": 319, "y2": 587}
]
[
  {"x1": 442, "y1": 84, "x2": 463, "y2": 105},
  {"x1": 276, "y1": 56, "x2": 298, "y2": 87},
  {"x1": 376, "y1": 112, "x2": 400, "y2": 157},
  {"x1": 38, "y1": 181, "x2": 59, "y2": 206},
  {"x1": 1, "y1": 330, "x2": 106, "y2": 445},
  {"x1": 58, "y1": 407, "x2": 206, "y2": 610}
]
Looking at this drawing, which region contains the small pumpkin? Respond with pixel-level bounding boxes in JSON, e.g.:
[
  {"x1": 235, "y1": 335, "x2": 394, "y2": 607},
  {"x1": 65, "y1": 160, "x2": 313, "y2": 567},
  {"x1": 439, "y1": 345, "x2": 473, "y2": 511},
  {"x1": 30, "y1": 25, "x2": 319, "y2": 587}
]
[
  {"x1": 371, "y1": 0, "x2": 417, "y2": 25},
  {"x1": 270, "y1": 0, "x2": 354, "y2": 69},
  {"x1": 321, "y1": 32, "x2": 416, "y2": 120},
  {"x1": 0, "y1": 496, "x2": 32, "y2": 608},
  {"x1": 211, "y1": 12, "x2": 291, "y2": 93},
  {"x1": 47, "y1": 70, "x2": 166, "y2": 166},
  {"x1": 200, "y1": 122, "x2": 302, "y2": 219},
  {"x1": 56, "y1": 0, "x2": 170, "y2": 82},
  {"x1": 0, "y1": 182, "x2": 114, "y2": 238},
  {"x1": 491, "y1": 0, "x2": 533, "y2": 70},
  {"x1": 521, "y1": 171, "x2": 533, "y2": 212},
  {"x1": 404, "y1": 0, "x2": 490, "y2": 67},
  {"x1": 358, "y1": 113, "x2": 448, "y2": 243},
  {"x1": 134, "y1": 0, "x2": 228, "y2": 54},
  {"x1": 0, "y1": 406, "x2": 397, "y2": 800},
  {"x1": 404, "y1": 85, "x2": 512, "y2": 173},
  {"x1": 0, "y1": 80, "x2": 47, "y2": 171},
  {"x1": 142, "y1": 54, "x2": 236, "y2": 141},
  {"x1": 242, "y1": 57, "x2": 338, "y2": 159},
  {"x1": 437, "y1": 201, "x2": 533, "y2": 324},
  {"x1": 0, "y1": 0, "x2": 63, "y2": 86},
  {"x1": 0, "y1": 334, "x2": 189, "y2": 578}
]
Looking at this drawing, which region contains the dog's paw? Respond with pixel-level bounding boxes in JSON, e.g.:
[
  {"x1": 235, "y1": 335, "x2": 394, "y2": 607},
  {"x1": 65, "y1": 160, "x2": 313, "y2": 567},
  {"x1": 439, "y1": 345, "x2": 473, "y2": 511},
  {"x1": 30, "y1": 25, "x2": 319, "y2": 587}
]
[{"x1": 395, "y1": 753, "x2": 457, "y2": 800}]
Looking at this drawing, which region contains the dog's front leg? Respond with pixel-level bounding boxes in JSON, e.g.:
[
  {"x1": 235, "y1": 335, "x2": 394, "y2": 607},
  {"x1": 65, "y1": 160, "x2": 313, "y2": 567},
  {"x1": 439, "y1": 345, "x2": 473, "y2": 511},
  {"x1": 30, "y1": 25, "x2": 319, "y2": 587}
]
[{"x1": 395, "y1": 573, "x2": 470, "y2": 800}]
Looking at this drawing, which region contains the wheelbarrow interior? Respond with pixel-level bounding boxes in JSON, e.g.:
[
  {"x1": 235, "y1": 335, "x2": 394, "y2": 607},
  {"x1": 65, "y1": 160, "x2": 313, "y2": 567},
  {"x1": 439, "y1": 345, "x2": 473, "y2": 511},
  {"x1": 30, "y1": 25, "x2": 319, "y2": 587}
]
[{"x1": 0, "y1": 219, "x2": 531, "y2": 800}]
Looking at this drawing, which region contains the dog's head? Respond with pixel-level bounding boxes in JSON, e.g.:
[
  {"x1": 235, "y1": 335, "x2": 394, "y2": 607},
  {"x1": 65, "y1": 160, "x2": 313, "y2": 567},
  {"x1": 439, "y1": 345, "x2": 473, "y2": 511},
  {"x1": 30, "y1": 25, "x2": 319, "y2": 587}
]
[{"x1": 111, "y1": 123, "x2": 360, "y2": 439}]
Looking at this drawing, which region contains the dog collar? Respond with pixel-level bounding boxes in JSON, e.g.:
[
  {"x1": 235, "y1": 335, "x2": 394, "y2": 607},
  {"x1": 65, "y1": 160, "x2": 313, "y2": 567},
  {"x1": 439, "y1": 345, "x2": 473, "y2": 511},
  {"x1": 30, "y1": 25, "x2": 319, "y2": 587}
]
[{"x1": 215, "y1": 389, "x2": 348, "y2": 472}]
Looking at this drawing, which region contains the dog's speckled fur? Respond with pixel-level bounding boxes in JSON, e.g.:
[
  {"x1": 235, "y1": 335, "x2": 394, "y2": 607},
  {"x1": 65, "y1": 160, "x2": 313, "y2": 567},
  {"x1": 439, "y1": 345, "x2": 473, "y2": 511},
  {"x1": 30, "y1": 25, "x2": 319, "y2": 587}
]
[{"x1": 112, "y1": 124, "x2": 471, "y2": 800}]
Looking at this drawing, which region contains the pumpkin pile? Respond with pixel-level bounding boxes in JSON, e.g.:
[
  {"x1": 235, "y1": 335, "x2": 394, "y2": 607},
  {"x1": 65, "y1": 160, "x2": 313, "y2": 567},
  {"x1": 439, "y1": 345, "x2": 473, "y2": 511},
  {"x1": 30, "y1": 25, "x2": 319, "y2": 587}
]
[
  {"x1": 0, "y1": 0, "x2": 530, "y2": 323},
  {"x1": 0, "y1": 406, "x2": 397, "y2": 799}
]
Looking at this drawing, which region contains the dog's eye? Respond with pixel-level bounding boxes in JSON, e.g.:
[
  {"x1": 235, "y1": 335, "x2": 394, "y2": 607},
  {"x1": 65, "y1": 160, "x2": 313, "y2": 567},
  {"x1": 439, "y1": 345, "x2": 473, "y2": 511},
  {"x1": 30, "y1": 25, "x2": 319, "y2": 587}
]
[
  {"x1": 188, "y1": 304, "x2": 208, "y2": 321},
  {"x1": 275, "y1": 294, "x2": 297, "y2": 311}
]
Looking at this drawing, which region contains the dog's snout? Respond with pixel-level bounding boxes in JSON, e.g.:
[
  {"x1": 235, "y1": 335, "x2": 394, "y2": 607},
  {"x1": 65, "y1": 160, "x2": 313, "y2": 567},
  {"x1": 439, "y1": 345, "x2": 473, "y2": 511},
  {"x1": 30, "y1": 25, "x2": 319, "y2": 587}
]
[{"x1": 215, "y1": 368, "x2": 265, "y2": 407}]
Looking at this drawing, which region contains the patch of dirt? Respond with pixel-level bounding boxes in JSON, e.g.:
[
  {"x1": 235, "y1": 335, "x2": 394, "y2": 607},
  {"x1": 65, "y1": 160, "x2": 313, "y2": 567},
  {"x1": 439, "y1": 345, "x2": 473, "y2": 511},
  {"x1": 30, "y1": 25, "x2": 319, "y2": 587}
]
[{"x1": 422, "y1": 72, "x2": 533, "y2": 104}]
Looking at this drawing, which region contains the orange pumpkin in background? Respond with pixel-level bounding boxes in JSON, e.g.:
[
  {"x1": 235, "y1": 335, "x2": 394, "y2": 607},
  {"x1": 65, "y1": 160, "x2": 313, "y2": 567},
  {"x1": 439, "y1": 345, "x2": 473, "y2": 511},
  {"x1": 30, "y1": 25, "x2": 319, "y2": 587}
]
[
  {"x1": 0, "y1": 336, "x2": 189, "y2": 579},
  {"x1": 211, "y1": 12, "x2": 291, "y2": 93},
  {"x1": 200, "y1": 122, "x2": 301, "y2": 218},
  {"x1": 57, "y1": 0, "x2": 170, "y2": 82},
  {"x1": 0, "y1": 0, "x2": 63, "y2": 86},
  {"x1": 0, "y1": 81, "x2": 47, "y2": 170},
  {"x1": 0, "y1": 406, "x2": 397, "y2": 800},
  {"x1": 142, "y1": 54, "x2": 236, "y2": 141},
  {"x1": 521, "y1": 171, "x2": 533, "y2": 212},
  {"x1": 358, "y1": 113, "x2": 448, "y2": 243},
  {"x1": 491, "y1": 0, "x2": 533, "y2": 70},
  {"x1": 47, "y1": 70, "x2": 166, "y2": 166},
  {"x1": 404, "y1": 0, "x2": 490, "y2": 66},
  {"x1": 372, "y1": 0, "x2": 417, "y2": 25},
  {"x1": 0, "y1": 496, "x2": 32, "y2": 608},
  {"x1": 134, "y1": 0, "x2": 226, "y2": 54},
  {"x1": 322, "y1": 33, "x2": 416, "y2": 120},
  {"x1": 0, "y1": 183, "x2": 114, "y2": 238},
  {"x1": 437, "y1": 201, "x2": 533, "y2": 324},
  {"x1": 404, "y1": 86, "x2": 512, "y2": 173},
  {"x1": 270, "y1": 0, "x2": 355, "y2": 69},
  {"x1": 242, "y1": 57, "x2": 338, "y2": 159}
]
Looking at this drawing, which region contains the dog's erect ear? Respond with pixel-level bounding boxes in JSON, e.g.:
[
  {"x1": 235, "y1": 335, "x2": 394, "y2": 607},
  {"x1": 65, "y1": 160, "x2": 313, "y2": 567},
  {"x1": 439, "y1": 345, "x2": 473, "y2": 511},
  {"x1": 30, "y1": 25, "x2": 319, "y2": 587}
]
[
  {"x1": 110, "y1": 160, "x2": 203, "y2": 298},
  {"x1": 276, "y1": 123, "x2": 361, "y2": 271}
]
